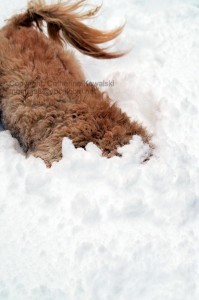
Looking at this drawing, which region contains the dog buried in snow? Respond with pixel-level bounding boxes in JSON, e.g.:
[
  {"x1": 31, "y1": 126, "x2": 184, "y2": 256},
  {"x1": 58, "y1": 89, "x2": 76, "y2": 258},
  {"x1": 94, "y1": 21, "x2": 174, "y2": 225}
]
[{"x1": 0, "y1": 0, "x2": 151, "y2": 167}]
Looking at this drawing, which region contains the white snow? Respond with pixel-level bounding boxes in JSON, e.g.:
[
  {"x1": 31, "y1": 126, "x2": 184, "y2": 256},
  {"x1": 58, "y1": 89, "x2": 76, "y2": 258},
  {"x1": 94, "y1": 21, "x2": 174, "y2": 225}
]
[{"x1": 0, "y1": 0, "x2": 199, "y2": 299}]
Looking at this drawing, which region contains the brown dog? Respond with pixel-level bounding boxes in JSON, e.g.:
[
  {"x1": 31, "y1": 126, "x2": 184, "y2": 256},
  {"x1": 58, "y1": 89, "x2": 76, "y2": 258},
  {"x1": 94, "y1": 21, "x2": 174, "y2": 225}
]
[{"x1": 0, "y1": 0, "x2": 151, "y2": 167}]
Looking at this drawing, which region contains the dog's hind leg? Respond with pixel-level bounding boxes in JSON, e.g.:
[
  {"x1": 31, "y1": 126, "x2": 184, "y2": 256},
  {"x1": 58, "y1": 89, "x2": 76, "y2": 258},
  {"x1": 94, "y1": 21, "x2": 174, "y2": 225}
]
[
  {"x1": 27, "y1": 137, "x2": 63, "y2": 167},
  {"x1": 99, "y1": 120, "x2": 152, "y2": 157}
]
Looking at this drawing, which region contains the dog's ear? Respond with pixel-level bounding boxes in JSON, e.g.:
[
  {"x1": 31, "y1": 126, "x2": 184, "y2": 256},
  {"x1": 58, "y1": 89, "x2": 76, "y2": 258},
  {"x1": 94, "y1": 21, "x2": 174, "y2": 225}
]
[{"x1": 9, "y1": 0, "x2": 126, "y2": 59}]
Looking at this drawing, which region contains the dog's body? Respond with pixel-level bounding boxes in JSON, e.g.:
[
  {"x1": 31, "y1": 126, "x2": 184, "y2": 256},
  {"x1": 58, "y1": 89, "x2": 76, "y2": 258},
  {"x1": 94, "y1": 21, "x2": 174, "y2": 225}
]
[{"x1": 0, "y1": 0, "x2": 151, "y2": 166}]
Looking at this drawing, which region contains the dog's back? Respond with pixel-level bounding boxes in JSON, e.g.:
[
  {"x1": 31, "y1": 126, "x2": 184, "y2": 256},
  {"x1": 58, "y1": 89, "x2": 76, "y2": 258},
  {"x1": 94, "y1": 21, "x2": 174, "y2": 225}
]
[{"x1": 0, "y1": 1, "x2": 151, "y2": 166}]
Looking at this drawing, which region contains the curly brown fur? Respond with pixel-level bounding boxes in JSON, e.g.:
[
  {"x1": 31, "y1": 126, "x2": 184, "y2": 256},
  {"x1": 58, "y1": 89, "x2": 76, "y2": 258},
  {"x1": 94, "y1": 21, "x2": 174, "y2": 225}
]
[{"x1": 0, "y1": 0, "x2": 151, "y2": 167}]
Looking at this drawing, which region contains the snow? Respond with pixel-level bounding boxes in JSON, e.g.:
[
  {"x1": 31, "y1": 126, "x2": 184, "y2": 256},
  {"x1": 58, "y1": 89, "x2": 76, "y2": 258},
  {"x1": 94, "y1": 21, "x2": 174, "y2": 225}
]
[{"x1": 0, "y1": 0, "x2": 199, "y2": 299}]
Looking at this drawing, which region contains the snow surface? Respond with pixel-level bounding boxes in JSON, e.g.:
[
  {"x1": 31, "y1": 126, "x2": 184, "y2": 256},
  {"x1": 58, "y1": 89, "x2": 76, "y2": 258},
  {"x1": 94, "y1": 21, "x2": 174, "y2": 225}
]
[{"x1": 0, "y1": 0, "x2": 199, "y2": 299}]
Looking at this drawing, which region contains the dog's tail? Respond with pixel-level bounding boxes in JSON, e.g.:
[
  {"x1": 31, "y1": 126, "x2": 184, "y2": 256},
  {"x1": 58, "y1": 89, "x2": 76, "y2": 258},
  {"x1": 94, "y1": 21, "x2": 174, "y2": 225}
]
[{"x1": 9, "y1": 0, "x2": 125, "y2": 59}]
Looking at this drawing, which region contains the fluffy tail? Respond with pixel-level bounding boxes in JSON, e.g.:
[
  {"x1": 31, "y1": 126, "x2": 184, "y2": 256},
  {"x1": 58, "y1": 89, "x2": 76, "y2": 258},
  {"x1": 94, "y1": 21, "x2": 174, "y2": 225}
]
[{"x1": 9, "y1": 0, "x2": 125, "y2": 59}]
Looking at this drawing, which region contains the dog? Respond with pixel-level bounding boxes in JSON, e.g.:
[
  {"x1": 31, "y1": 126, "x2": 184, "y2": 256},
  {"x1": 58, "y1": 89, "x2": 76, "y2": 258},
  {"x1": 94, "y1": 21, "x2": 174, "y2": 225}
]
[{"x1": 0, "y1": 0, "x2": 151, "y2": 167}]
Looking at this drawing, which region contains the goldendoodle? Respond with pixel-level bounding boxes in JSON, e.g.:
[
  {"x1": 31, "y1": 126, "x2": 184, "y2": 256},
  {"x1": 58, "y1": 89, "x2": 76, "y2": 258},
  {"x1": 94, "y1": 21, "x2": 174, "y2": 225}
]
[{"x1": 0, "y1": 0, "x2": 151, "y2": 166}]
